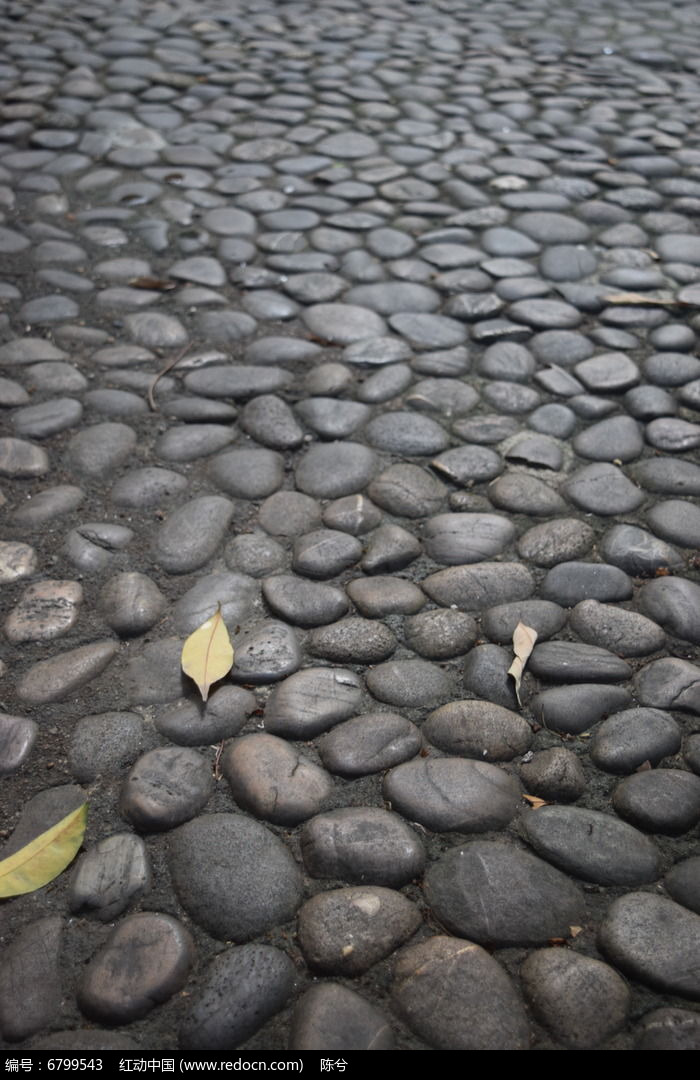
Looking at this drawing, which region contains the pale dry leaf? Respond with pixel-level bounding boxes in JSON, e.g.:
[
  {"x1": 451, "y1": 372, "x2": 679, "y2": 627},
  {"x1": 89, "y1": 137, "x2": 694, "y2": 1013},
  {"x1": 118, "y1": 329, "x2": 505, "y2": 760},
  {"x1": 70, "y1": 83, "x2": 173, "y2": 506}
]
[
  {"x1": 0, "y1": 803, "x2": 87, "y2": 898},
  {"x1": 521, "y1": 793, "x2": 549, "y2": 809},
  {"x1": 508, "y1": 621, "x2": 538, "y2": 706},
  {"x1": 181, "y1": 604, "x2": 234, "y2": 703}
]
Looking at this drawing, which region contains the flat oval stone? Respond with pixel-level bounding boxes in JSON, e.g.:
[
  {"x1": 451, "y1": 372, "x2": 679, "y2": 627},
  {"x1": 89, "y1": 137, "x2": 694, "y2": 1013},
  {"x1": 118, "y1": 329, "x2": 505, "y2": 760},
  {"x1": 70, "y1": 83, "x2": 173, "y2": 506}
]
[
  {"x1": 0, "y1": 712, "x2": 38, "y2": 776},
  {"x1": 425, "y1": 841, "x2": 585, "y2": 947},
  {"x1": 12, "y1": 397, "x2": 83, "y2": 438},
  {"x1": 591, "y1": 708, "x2": 682, "y2": 775},
  {"x1": 639, "y1": 577, "x2": 700, "y2": 644},
  {"x1": 225, "y1": 534, "x2": 286, "y2": 579},
  {"x1": 366, "y1": 659, "x2": 453, "y2": 708},
  {"x1": 393, "y1": 936, "x2": 530, "y2": 1051},
  {"x1": 346, "y1": 576, "x2": 425, "y2": 618},
  {"x1": 111, "y1": 467, "x2": 188, "y2": 508},
  {"x1": 541, "y1": 561, "x2": 633, "y2": 606},
  {"x1": 65, "y1": 422, "x2": 137, "y2": 477},
  {"x1": 223, "y1": 734, "x2": 331, "y2": 825},
  {"x1": 517, "y1": 518, "x2": 595, "y2": 567},
  {"x1": 432, "y1": 445, "x2": 503, "y2": 486},
  {"x1": 564, "y1": 463, "x2": 644, "y2": 515},
  {"x1": 155, "y1": 687, "x2": 255, "y2": 747},
  {"x1": 209, "y1": 448, "x2": 284, "y2": 499},
  {"x1": 262, "y1": 575, "x2": 348, "y2": 628},
  {"x1": 98, "y1": 572, "x2": 166, "y2": 637},
  {"x1": 16, "y1": 640, "x2": 119, "y2": 705},
  {"x1": 403, "y1": 609, "x2": 477, "y2": 660},
  {"x1": 573, "y1": 415, "x2": 644, "y2": 462},
  {"x1": 0, "y1": 917, "x2": 64, "y2": 1040},
  {"x1": 156, "y1": 424, "x2": 235, "y2": 463},
  {"x1": 78, "y1": 913, "x2": 194, "y2": 1023},
  {"x1": 120, "y1": 747, "x2": 213, "y2": 832},
  {"x1": 240, "y1": 394, "x2": 304, "y2": 450},
  {"x1": 323, "y1": 495, "x2": 383, "y2": 536},
  {"x1": 521, "y1": 950, "x2": 630, "y2": 1050},
  {"x1": 364, "y1": 411, "x2": 449, "y2": 454},
  {"x1": 168, "y1": 814, "x2": 303, "y2": 941},
  {"x1": 302, "y1": 303, "x2": 387, "y2": 345},
  {"x1": 295, "y1": 441, "x2": 378, "y2": 498},
  {"x1": 637, "y1": 1008, "x2": 700, "y2": 1051},
  {"x1": 634, "y1": 658, "x2": 700, "y2": 714},
  {"x1": 368, "y1": 463, "x2": 446, "y2": 518},
  {"x1": 389, "y1": 312, "x2": 467, "y2": 349},
  {"x1": 385, "y1": 757, "x2": 521, "y2": 832},
  {"x1": 289, "y1": 984, "x2": 394, "y2": 1053},
  {"x1": 529, "y1": 641, "x2": 631, "y2": 683},
  {"x1": 600, "y1": 524, "x2": 684, "y2": 577},
  {"x1": 179, "y1": 945, "x2": 296, "y2": 1054},
  {"x1": 570, "y1": 599, "x2": 665, "y2": 657},
  {"x1": 264, "y1": 667, "x2": 362, "y2": 739},
  {"x1": 125, "y1": 638, "x2": 188, "y2": 706},
  {"x1": 520, "y1": 748, "x2": 586, "y2": 803},
  {"x1": 665, "y1": 858, "x2": 700, "y2": 916},
  {"x1": 599, "y1": 893, "x2": 700, "y2": 999},
  {"x1": 318, "y1": 713, "x2": 421, "y2": 777},
  {"x1": 70, "y1": 833, "x2": 150, "y2": 921},
  {"x1": 308, "y1": 618, "x2": 396, "y2": 664},
  {"x1": 423, "y1": 513, "x2": 515, "y2": 564},
  {"x1": 232, "y1": 621, "x2": 301, "y2": 685},
  {"x1": 0, "y1": 437, "x2": 49, "y2": 478},
  {"x1": 172, "y1": 572, "x2": 258, "y2": 636},
  {"x1": 613, "y1": 770, "x2": 700, "y2": 835},
  {"x1": 489, "y1": 472, "x2": 567, "y2": 516},
  {"x1": 481, "y1": 600, "x2": 567, "y2": 644},
  {"x1": 69, "y1": 711, "x2": 145, "y2": 783},
  {"x1": 521, "y1": 805, "x2": 662, "y2": 885},
  {"x1": 531, "y1": 684, "x2": 633, "y2": 734},
  {"x1": 424, "y1": 700, "x2": 532, "y2": 762},
  {"x1": 301, "y1": 807, "x2": 425, "y2": 888},
  {"x1": 152, "y1": 496, "x2": 234, "y2": 573},
  {"x1": 422, "y1": 562, "x2": 534, "y2": 611},
  {"x1": 4, "y1": 580, "x2": 82, "y2": 643},
  {"x1": 298, "y1": 886, "x2": 421, "y2": 975},
  {"x1": 11, "y1": 484, "x2": 84, "y2": 526},
  {"x1": 293, "y1": 529, "x2": 362, "y2": 580},
  {"x1": 259, "y1": 491, "x2": 322, "y2": 537}
]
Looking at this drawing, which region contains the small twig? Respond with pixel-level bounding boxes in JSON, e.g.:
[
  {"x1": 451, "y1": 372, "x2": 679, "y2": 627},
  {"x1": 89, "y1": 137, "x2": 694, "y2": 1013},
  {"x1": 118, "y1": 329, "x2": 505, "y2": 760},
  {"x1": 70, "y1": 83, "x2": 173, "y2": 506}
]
[
  {"x1": 147, "y1": 342, "x2": 190, "y2": 411},
  {"x1": 213, "y1": 740, "x2": 225, "y2": 781}
]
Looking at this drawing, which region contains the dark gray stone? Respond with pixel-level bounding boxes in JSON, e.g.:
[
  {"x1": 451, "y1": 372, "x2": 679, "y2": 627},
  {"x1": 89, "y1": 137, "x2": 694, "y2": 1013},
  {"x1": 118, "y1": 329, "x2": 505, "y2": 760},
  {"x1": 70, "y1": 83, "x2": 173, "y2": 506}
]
[
  {"x1": 541, "y1": 561, "x2": 633, "y2": 606},
  {"x1": 431, "y1": 445, "x2": 503, "y2": 486},
  {"x1": 120, "y1": 747, "x2": 213, "y2": 832},
  {"x1": 240, "y1": 394, "x2": 304, "y2": 450},
  {"x1": 262, "y1": 575, "x2": 348, "y2": 628},
  {"x1": 368, "y1": 463, "x2": 446, "y2": 518},
  {"x1": 98, "y1": 572, "x2": 166, "y2": 637},
  {"x1": 346, "y1": 576, "x2": 425, "y2": 617},
  {"x1": 384, "y1": 757, "x2": 520, "y2": 833},
  {"x1": 482, "y1": 600, "x2": 567, "y2": 644},
  {"x1": 517, "y1": 519, "x2": 595, "y2": 567},
  {"x1": 295, "y1": 441, "x2": 378, "y2": 498},
  {"x1": 293, "y1": 529, "x2": 362, "y2": 580},
  {"x1": 365, "y1": 411, "x2": 449, "y2": 455},
  {"x1": 600, "y1": 525, "x2": 684, "y2": 577},
  {"x1": 647, "y1": 499, "x2": 700, "y2": 548},
  {"x1": 489, "y1": 471, "x2": 567, "y2": 516},
  {"x1": 155, "y1": 687, "x2": 255, "y2": 747},
  {"x1": 125, "y1": 638, "x2": 188, "y2": 706},
  {"x1": 0, "y1": 917, "x2": 64, "y2": 1041},
  {"x1": 531, "y1": 684, "x2": 632, "y2": 735},
  {"x1": 423, "y1": 513, "x2": 515, "y2": 564},
  {"x1": 361, "y1": 524, "x2": 422, "y2": 574},
  {"x1": 173, "y1": 573, "x2": 258, "y2": 636},
  {"x1": 65, "y1": 422, "x2": 137, "y2": 477},
  {"x1": 156, "y1": 424, "x2": 234, "y2": 463},
  {"x1": 232, "y1": 621, "x2": 301, "y2": 685},
  {"x1": 152, "y1": 496, "x2": 234, "y2": 574},
  {"x1": 591, "y1": 708, "x2": 682, "y2": 775},
  {"x1": 69, "y1": 711, "x2": 145, "y2": 783},
  {"x1": 613, "y1": 770, "x2": 700, "y2": 835},
  {"x1": 570, "y1": 599, "x2": 665, "y2": 657},
  {"x1": 403, "y1": 608, "x2": 477, "y2": 660},
  {"x1": 462, "y1": 643, "x2": 520, "y2": 711},
  {"x1": 111, "y1": 467, "x2": 188, "y2": 508},
  {"x1": 70, "y1": 833, "x2": 150, "y2": 921},
  {"x1": 225, "y1": 534, "x2": 287, "y2": 579},
  {"x1": 634, "y1": 658, "x2": 700, "y2": 714},
  {"x1": 264, "y1": 667, "x2": 362, "y2": 739},
  {"x1": 224, "y1": 734, "x2": 331, "y2": 825},
  {"x1": 290, "y1": 984, "x2": 394, "y2": 1052},
  {"x1": 520, "y1": 748, "x2": 586, "y2": 803},
  {"x1": 665, "y1": 857, "x2": 700, "y2": 916},
  {"x1": 16, "y1": 640, "x2": 119, "y2": 706},
  {"x1": 323, "y1": 495, "x2": 383, "y2": 537},
  {"x1": 424, "y1": 700, "x2": 531, "y2": 762},
  {"x1": 422, "y1": 562, "x2": 534, "y2": 612},
  {"x1": 318, "y1": 712, "x2": 421, "y2": 777},
  {"x1": 637, "y1": 1008, "x2": 700, "y2": 1051},
  {"x1": 308, "y1": 618, "x2": 396, "y2": 664},
  {"x1": 209, "y1": 448, "x2": 284, "y2": 499},
  {"x1": 564, "y1": 463, "x2": 644, "y2": 514},
  {"x1": 259, "y1": 491, "x2": 321, "y2": 537},
  {"x1": 366, "y1": 659, "x2": 453, "y2": 708},
  {"x1": 301, "y1": 807, "x2": 425, "y2": 887},
  {"x1": 529, "y1": 640, "x2": 631, "y2": 683}
]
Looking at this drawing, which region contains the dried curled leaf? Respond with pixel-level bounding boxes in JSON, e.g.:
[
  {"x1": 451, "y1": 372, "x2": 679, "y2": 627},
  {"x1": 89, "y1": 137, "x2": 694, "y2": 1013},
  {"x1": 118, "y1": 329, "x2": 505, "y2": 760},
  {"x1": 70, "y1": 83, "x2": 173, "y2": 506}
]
[
  {"x1": 0, "y1": 803, "x2": 87, "y2": 898},
  {"x1": 508, "y1": 621, "x2": 538, "y2": 706},
  {"x1": 522, "y1": 794, "x2": 549, "y2": 809},
  {"x1": 181, "y1": 604, "x2": 234, "y2": 702}
]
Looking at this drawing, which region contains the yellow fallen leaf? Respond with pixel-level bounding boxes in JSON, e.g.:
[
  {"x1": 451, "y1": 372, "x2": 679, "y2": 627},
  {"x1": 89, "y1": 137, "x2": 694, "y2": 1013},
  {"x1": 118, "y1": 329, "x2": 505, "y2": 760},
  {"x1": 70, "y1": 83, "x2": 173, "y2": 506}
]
[
  {"x1": 181, "y1": 604, "x2": 234, "y2": 702},
  {"x1": 0, "y1": 803, "x2": 87, "y2": 898},
  {"x1": 508, "y1": 621, "x2": 538, "y2": 706},
  {"x1": 521, "y1": 793, "x2": 548, "y2": 809}
]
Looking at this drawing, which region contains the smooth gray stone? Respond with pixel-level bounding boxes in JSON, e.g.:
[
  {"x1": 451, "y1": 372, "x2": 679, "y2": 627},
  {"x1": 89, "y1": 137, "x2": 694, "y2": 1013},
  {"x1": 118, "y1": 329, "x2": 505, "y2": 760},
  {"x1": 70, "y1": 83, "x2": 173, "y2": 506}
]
[
  {"x1": 423, "y1": 513, "x2": 515, "y2": 565},
  {"x1": 98, "y1": 572, "x2": 166, "y2": 637},
  {"x1": 591, "y1": 708, "x2": 681, "y2": 775},
  {"x1": 477, "y1": 341, "x2": 535, "y2": 383},
  {"x1": 463, "y1": 642, "x2": 520, "y2": 710},
  {"x1": 308, "y1": 618, "x2": 396, "y2": 664},
  {"x1": 644, "y1": 351, "x2": 700, "y2": 386},
  {"x1": 298, "y1": 886, "x2": 420, "y2": 976},
  {"x1": 393, "y1": 936, "x2": 529, "y2": 1052},
  {"x1": 323, "y1": 495, "x2": 383, "y2": 537},
  {"x1": 366, "y1": 659, "x2": 453, "y2": 709},
  {"x1": 570, "y1": 599, "x2": 665, "y2": 657},
  {"x1": 637, "y1": 1008, "x2": 700, "y2": 1051},
  {"x1": 384, "y1": 757, "x2": 520, "y2": 833},
  {"x1": 505, "y1": 434, "x2": 563, "y2": 471},
  {"x1": 403, "y1": 608, "x2": 477, "y2": 660},
  {"x1": 224, "y1": 734, "x2": 331, "y2": 825},
  {"x1": 295, "y1": 398, "x2": 369, "y2": 440},
  {"x1": 86, "y1": 389, "x2": 150, "y2": 417},
  {"x1": 295, "y1": 441, "x2": 378, "y2": 498},
  {"x1": 302, "y1": 303, "x2": 387, "y2": 344},
  {"x1": 489, "y1": 471, "x2": 567, "y2": 516},
  {"x1": 432, "y1": 445, "x2": 503, "y2": 486},
  {"x1": 111, "y1": 467, "x2": 188, "y2": 507},
  {"x1": 346, "y1": 576, "x2": 425, "y2": 618},
  {"x1": 70, "y1": 833, "x2": 150, "y2": 921},
  {"x1": 195, "y1": 310, "x2": 258, "y2": 346},
  {"x1": 10, "y1": 484, "x2": 84, "y2": 526},
  {"x1": 364, "y1": 411, "x2": 449, "y2": 455},
  {"x1": 184, "y1": 365, "x2": 291, "y2": 399},
  {"x1": 125, "y1": 637, "x2": 188, "y2": 705},
  {"x1": 64, "y1": 521, "x2": 133, "y2": 573},
  {"x1": 632, "y1": 458, "x2": 700, "y2": 496},
  {"x1": 232, "y1": 621, "x2": 301, "y2": 685},
  {"x1": 357, "y1": 362, "x2": 413, "y2": 403},
  {"x1": 301, "y1": 808, "x2": 425, "y2": 888},
  {"x1": 225, "y1": 534, "x2": 286, "y2": 579},
  {"x1": 12, "y1": 396, "x2": 83, "y2": 438},
  {"x1": 290, "y1": 984, "x2": 394, "y2": 1052},
  {"x1": 600, "y1": 524, "x2": 684, "y2": 576},
  {"x1": 152, "y1": 496, "x2": 234, "y2": 573},
  {"x1": 521, "y1": 805, "x2": 661, "y2": 885},
  {"x1": 155, "y1": 424, "x2": 235, "y2": 463},
  {"x1": 264, "y1": 667, "x2": 362, "y2": 739},
  {"x1": 209, "y1": 448, "x2": 284, "y2": 499},
  {"x1": 425, "y1": 841, "x2": 585, "y2": 946},
  {"x1": 318, "y1": 712, "x2": 421, "y2": 778},
  {"x1": 634, "y1": 658, "x2": 700, "y2": 714},
  {"x1": 293, "y1": 529, "x2": 362, "y2": 580},
  {"x1": 422, "y1": 562, "x2": 534, "y2": 612},
  {"x1": 520, "y1": 748, "x2": 586, "y2": 803},
  {"x1": 16, "y1": 640, "x2": 119, "y2": 706},
  {"x1": 259, "y1": 491, "x2": 321, "y2": 537},
  {"x1": 424, "y1": 700, "x2": 532, "y2": 762},
  {"x1": 564, "y1": 463, "x2": 644, "y2": 515},
  {"x1": 599, "y1": 893, "x2": 700, "y2": 1000},
  {"x1": 613, "y1": 769, "x2": 700, "y2": 835},
  {"x1": 169, "y1": 814, "x2": 302, "y2": 941},
  {"x1": 646, "y1": 499, "x2": 700, "y2": 548},
  {"x1": 521, "y1": 950, "x2": 630, "y2": 1050},
  {"x1": 78, "y1": 914, "x2": 194, "y2": 1023},
  {"x1": 120, "y1": 747, "x2": 213, "y2": 832},
  {"x1": 575, "y1": 351, "x2": 640, "y2": 392},
  {"x1": 482, "y1": 380, "x2": 541, "y2": 414},
  {"x1": 0, "y1": 917, "x2": 64, "y2": 1040},
  {"x1": 179, "y1": 945, "x2": 296, "y2": 1054},
  {"x1": 240, "y1": 394, "x2": 304, "y2": 449},
  {"x1": 155, "y1": 686, "x2": 255, "y2": 747},
  {"x1": 646, "y1": 417, "x2": 700, "y2": 453},
  {"x1": 531, "y1": 684, "x2": 632, "y2": 735},
  {"x1": 573, "y1": 415, "x2": 644, "y2": 462},
  {"x1": 405, "y1": 377, "x2": 479, "y2": 417},
  {"x1": 0, "y1": 338, "x2": 66, "y2": 365},
  {"x1": 368, "y1": 463, "x2": 446, "y2": 518},
  {"x1": 517, "y1": 519, "x2": 595, "y2": 567},
  {"x1": 0, "y1": 437, "x2": 50, "y2": 478},
  {"x1": 665, "y1": 857, "x2": 700, "y2": 917},
  {"x1": 0, "y1": 712, "x2": 38, "y2": 776},
  {"x1": 529, "y1": 640, "x2": 631, "y2": 683},
  {"x1": 344, "y1": 338, "x2": 412, "y2": 368},
  {"x1": 541, "y1": 561, "x2": 633, "y2": 606},
  {"x1": 482, "y1": 600, "x2": 566, "y2": 644},
  {"x1": 346, "y1": 281, "x2": 439, "y2": 315},
  {"x1": 263, "y1": 575, "x2": 348, "y2": 628},
  {"x1": 65, "y1": 422, "x2": 137, "y2": 477},
  {"x1": 173, "y1": 573, "x2": 258, "y2": 636},
  {"x1": 69, "y1": 710, "x2": 145, "y2": 783}
]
